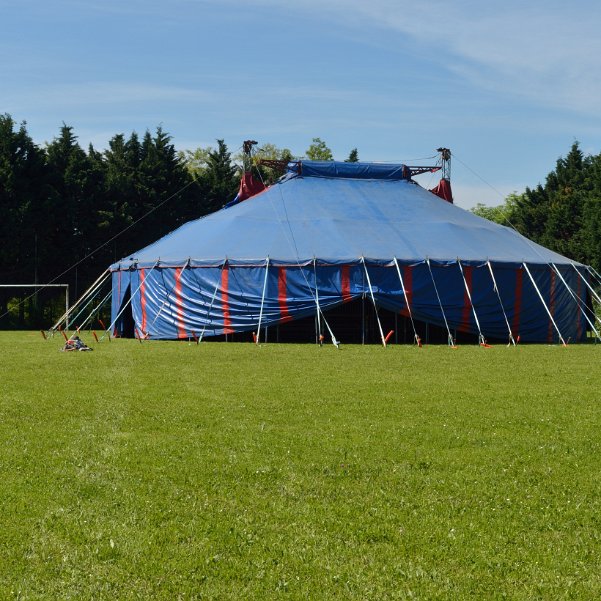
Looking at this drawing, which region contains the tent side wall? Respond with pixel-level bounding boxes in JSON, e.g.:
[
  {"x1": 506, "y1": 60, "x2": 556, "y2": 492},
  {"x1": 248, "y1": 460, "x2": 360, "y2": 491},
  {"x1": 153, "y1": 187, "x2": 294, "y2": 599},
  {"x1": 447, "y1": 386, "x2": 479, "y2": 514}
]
[{"x1": 111, "y1": 262, "x2": 589, "y2": 343}]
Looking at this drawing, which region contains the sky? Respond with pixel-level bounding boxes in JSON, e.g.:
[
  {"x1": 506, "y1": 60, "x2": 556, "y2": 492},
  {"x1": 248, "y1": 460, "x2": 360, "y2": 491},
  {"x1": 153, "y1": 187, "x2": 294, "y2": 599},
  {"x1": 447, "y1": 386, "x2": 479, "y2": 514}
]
[{"x1": 2, "y1": 0, "x2": 600, "y2": 208}]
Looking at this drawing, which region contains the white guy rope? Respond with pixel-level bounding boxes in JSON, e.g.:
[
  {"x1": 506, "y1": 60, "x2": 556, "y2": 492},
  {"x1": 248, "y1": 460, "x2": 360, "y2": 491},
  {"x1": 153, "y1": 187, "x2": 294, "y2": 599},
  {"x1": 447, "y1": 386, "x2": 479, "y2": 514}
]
[
  {"x1": 50, "y1": 269, "x2": 109, "y2": 331},
  {"x1": 74, "y1": 289, "x2": 113, "y2": 335},
  {"x1": 67, "y1": 279, "x2": 111, "y2": 330}
]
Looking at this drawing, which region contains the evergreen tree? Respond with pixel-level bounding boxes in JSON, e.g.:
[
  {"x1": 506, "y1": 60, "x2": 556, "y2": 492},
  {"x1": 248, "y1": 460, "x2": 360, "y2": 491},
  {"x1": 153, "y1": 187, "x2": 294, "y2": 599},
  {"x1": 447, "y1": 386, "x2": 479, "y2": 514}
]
[
  {"x1": 102, "y1": 133, "x2": 138, "y2": 262},
  {"x1": 345, "y1": 148, "x2": 359, "y2": 162},
  {"x1": 102, "y1": 128, "x2": 199, "y2": 259},
  {"x1": 44, "y1": 124, "x2": 105, "y2": 296},
  {"x1": 202, "y1": 139, "x2": 238, "y2": 213},
  {"x1": 540, "y1": 143, "x2": 588, "y2": 262},
  {"x1": 583, "y1": 152, "x2": 601, "y2": 269}
]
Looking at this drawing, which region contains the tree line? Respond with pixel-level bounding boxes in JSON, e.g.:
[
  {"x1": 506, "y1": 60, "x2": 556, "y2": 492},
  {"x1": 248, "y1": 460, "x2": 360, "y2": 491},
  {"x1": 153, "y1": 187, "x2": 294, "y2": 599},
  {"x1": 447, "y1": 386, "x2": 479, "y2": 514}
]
[{"x1": 471, "y1": 143, "x2": 601, "y2": 271}]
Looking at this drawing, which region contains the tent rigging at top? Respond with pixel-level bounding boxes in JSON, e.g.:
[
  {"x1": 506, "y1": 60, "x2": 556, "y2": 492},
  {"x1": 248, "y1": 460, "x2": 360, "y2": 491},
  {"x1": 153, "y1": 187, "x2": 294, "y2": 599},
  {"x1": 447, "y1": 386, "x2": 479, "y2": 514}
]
[
  {"x1": 429, "y1": 147, "x2": 453, "y2": 203},
  {"x1": 226, "y1": 142, "x2": 451, "y2": 209}
]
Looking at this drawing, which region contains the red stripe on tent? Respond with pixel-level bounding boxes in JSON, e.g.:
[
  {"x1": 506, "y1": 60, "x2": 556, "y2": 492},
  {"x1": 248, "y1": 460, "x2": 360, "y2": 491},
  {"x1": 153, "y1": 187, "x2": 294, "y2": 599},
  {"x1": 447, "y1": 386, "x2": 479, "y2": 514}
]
[
  {"x1": 512, "y1": 268, "x2": 523, "y2": 338},
  {"x1": 341, "y1": 265, "x2": 352, "y2": 302},
  {"x1": 460, "y1": 264, "x2": 473, "y2": 332},
  {"x1": 174, "y1": 268, "x2": 187, "y2": 338},
  {"x1": 221, "y1": 265, "x2": 233, "y2": 334},
  {"x1": 139, "y1": 268, "x2": 147, "y2": 333},
  {"x1": 278, "y1": 267, "x2": 292, "y2": 323},
  {"x1": 547, "y1": 268, "x2": 556, "y2": 343}
]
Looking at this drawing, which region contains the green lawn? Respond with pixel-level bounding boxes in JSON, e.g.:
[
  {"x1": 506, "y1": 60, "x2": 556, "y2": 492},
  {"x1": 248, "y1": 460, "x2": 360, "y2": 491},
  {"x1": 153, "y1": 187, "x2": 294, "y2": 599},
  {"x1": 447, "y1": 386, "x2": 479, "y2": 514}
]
[{"x1": 1, "y1": 332, "x2": 600, "y2": 599}]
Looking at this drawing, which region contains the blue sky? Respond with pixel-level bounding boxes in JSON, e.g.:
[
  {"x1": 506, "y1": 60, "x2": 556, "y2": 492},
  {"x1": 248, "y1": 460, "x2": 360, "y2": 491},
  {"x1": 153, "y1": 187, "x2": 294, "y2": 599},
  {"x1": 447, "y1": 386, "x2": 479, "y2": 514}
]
[{"x1": 2, "y1": 0, "x2": 600, "y2": 208}]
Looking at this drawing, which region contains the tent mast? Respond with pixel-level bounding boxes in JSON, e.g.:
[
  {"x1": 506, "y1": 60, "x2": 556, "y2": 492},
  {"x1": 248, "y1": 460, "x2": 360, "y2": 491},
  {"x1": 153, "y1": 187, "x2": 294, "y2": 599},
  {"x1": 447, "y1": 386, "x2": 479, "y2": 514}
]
[{"x1": 438, "y1": 147, "x2": 451, "y2": 181}]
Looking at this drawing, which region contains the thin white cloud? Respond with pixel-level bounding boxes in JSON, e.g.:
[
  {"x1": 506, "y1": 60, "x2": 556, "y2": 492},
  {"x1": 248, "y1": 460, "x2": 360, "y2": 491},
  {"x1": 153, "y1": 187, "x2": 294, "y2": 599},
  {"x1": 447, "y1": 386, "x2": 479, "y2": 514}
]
[
  {"x1": 225, "y1": 0, "x2": 601, "y2": 115},
  {"x1": 4, "y1": 82, "x2": 215, "y2": 112}
]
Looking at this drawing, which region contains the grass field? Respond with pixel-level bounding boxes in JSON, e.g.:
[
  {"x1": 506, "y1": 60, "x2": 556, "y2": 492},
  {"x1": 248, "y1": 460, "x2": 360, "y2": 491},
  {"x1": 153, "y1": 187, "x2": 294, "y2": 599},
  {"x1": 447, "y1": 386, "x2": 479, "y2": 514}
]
[{"x1": 1, "y1": 332, "x2": 601, "y2": 599}]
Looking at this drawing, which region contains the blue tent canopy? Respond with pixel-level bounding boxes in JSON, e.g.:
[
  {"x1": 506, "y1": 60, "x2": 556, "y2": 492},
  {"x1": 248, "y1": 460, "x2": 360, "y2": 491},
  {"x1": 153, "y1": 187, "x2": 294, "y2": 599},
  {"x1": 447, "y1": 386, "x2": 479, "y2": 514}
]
[{"x1": 111, "y1": 161, "x2": 590, "y2": 343}]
